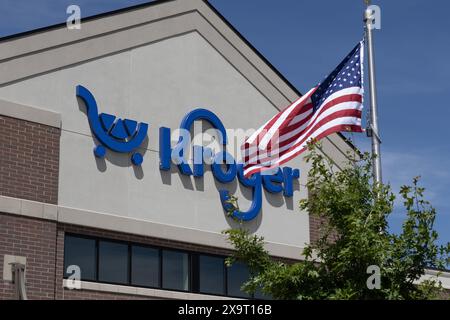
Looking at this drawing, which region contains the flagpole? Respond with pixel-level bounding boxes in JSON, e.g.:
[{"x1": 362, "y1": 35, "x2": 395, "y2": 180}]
[{"x1": 364, "y1": 1, "x2": 382, "y2": 184}]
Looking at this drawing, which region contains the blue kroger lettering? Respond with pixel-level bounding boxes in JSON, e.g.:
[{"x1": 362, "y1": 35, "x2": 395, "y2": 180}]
[
  {"x1": 220, "y1": 166, "x2": 262, "y2": 221},
  {"x1": 77, "y1": 87, "x2": 299, "y2": 221},
  {"x1": 76, "y1": 85, "x2": 148, "y2": 165},
  {"x1": 159, "y1": 108, "x2": 300, "y2": 221}
]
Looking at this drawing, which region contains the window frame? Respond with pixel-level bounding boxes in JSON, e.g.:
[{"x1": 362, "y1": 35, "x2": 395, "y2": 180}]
[
  {"x1": 225, "y1": 260, "x2": 252, "y2": 299},
  {"x1": 63, "y1": 233, "x2": 259, "y2": 299},
  {"x1": 96, "y1": 238, "x2": 131, "y2": 286},
  {"x1": 130, "y1": 243, "x2": 162, "y2": 288},
  {"x1": 196, "y1": 253, "x2": 227, "y2": 296},
  {"x1": 160, "y1": 247, "x2": 191, "y2": 292},
  {"x1": 64, "y1": 233, "x2": 98, "y2": 282}
]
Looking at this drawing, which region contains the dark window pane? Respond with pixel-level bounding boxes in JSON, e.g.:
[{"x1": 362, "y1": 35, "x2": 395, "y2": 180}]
[
  {"x1": 131, "y1": 245, "x2": 160, "y2": 287},
  {"x1": 162, "y1": 250, "x2": 189, "y2": 291},
  {"x1": 64, "y1": 235, "x2": 96, "y2": 281},
  {"x1": 199, "y1": 255, "x2": 225, "y2": 295},
  {"x1": 227, "y1": 262, "x2": 250, "y2": 298},
  {"x1": 98, "y1": 241, "x2": 129, "y2": 284}
]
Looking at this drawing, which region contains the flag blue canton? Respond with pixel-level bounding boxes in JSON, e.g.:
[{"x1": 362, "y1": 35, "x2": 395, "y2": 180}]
[
  {"x1": 311, "y1": 42, "x2": 363, "y2": 112},
  {"x1": 242, "y1": 40, "x2": 365, "y2": 177}
]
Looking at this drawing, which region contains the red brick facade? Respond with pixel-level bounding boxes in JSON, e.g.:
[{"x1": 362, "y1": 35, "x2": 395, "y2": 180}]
[
  {"x1": 309, "y1": 214, "x2": 339, "y2": 244},
  {"x1": 0, "y1": 213, "x2": 57, "y2": 299},
  {"x1": 309, "y1": 214, "x2": 336, "y2": 244},
  {"x1": 0, "y1": 115, "x2": 60, "y2": 204},
  {"x1": 0, "y1": 116, "x2": 60, "y2": 299},
  {"x1": 1, "y1": 212, "x2": 236, "y2": 300},
  {"x1": 309, "y1": 215, "x2": 321, "y2": 244}
]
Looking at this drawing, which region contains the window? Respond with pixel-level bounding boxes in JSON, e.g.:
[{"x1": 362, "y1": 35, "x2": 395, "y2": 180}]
[
  {"x1": 131, "y1": 245, "x2": 160, "y2": 288},
  {"x1": 227, "y1": 262, "x2": 251, "y2": 298},
  {"x1": 199, "y1": 255, "x2": 225, "y2": 295},
  {"x1": 64, "y1": 234, "x2": 262, "y2": 298},
  {"x1": 162, "y1": 250, "x2": 189, "y2": 291},
  {"x1": 98, "y1": 240, "x2": 129, "y2": 284},
  {"x1": 64, "y1": 235, "x2": 96, "y2": 281}
]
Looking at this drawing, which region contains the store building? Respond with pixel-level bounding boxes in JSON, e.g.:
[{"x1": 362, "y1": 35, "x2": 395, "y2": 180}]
[{"x1": 0, "y1": 0, "x2": 447, "y2": 299}]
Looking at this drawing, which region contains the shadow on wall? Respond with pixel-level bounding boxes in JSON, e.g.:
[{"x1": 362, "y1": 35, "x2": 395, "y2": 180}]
[
  {"x1": 79, "y1": 95, "x2": 301, "y2": 230},
  {"x1": 264, "y1": 182, "x2": 300, "y2": 211},
  {"x1": 160, "y1": 165, "x2": 262, "y2": 232},
  {"x1": 159, "y1": 159, "x2": 301, "y2": 233},
  {"x1": 78, "y1": 97, "x2": 148, "y2": 180}
]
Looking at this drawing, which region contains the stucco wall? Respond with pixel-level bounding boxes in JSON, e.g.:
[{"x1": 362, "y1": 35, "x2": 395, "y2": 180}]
[{"x1": 0, "y1": 32, "x2": 315, "y2": 251}]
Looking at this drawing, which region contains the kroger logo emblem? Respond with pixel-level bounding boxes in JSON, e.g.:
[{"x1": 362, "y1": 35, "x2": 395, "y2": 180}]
[
  {"x1": 76, "y1": 85, "x2": 148, "y2": 165},
  {"x1": 76, "y1": 86, "x2": 299, "y2": 222}
]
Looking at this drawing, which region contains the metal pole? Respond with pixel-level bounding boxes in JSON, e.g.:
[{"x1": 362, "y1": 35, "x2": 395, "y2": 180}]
[
  {"x1": 11, "y1": 262, "x2": 27, "y2": 300},
  {"x1": 364, "y1": 3, "x2": 382, "y2": 184}
]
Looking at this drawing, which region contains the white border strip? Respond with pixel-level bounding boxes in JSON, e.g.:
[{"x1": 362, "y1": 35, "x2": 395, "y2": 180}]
[
  {"x1": 2, "y1": 195, "x2": 447, "y2": 290},
  {"x1": 0, "y1": 99, "x2": 61, "y2": 128},
  {"x1": 0, "y1": 195, "x2": 306, "y2": 261},
  {"x1": 415, "y1": 269, "x2": 450, "y2": 290},
  {"x1": 62, "y1": 279, "x2": 240, "y2": 300}
]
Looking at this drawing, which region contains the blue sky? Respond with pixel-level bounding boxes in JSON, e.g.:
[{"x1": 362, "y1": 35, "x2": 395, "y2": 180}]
[{"x1": 0, "y1": 0, "x2": 449, "y2": 245}]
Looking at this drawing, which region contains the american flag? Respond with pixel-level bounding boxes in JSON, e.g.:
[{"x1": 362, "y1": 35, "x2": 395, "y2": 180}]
[{"x1": 242, "y1": 41, "x2": 364, "y2": 177}]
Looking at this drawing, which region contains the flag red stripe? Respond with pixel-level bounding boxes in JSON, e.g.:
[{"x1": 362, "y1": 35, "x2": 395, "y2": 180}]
[
  {"x1": 280, "y1": 94, "x2": 361, "y2": 136},
  {"x1": 245, "y1": 109, "x2": 361, "y2": 166},
  {"x1": 252, "y1": 95, "x2": 306, "y2": 147},
  {"x1": 243, "y1": 124, "x2": 362, "y2": 177},
  {"x1": 243, "y1": 94, "x2": 362, "y2": 162},
  {"x1": 278, "y1": 109, "x2": 361, "y2": 150}
]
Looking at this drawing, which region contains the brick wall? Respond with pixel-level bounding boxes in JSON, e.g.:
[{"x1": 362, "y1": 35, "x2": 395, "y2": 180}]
[
  {"x1": 3, "y1": 218, "x2": 237, "y2": 300},
  {"x1": 309, "y1": 214, "x2": 339, "y2": 244},
  {"x1": 0, "y1": 213, "x2": 57, "y2": 299},
  {"x1": 0, "y1": 216, "x2": 236, "y2": 300},
  {"x1": 0, "y1": 115, "x2": 60, "y2": 204},
  {"x1": 54, "y1": 228, "x2": 64, "y2": 300},
  {"x1": 309, "y1": 214, "x2": 321, "y2": 244},
  {"x1": 309, "y1": 214, "x2": 336, "y2": 244}
]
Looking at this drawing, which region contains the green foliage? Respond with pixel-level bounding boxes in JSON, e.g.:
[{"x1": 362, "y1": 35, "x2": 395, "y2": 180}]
[{"x1": 224, "y1": 142, "x2": 449, "y2": 300}]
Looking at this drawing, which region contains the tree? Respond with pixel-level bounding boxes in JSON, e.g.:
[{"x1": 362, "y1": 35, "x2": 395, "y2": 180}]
[{"x1": 224, "y1": 142, "x2": 450, "y2": 299}]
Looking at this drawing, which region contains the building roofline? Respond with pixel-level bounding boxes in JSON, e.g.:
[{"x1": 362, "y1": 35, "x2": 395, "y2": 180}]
[
  {"x1": 0, "y1": 0, "x2": 300, "y2": 96},
  {"x1": 0, "y1": 0, "x2": 176, "y2": 42},
  {"x1": 202, "y1": 1, "x2": 302, "y2": 98},
  {"x1": 0, "y1": 0, "x2": 357, "y2": 151}
]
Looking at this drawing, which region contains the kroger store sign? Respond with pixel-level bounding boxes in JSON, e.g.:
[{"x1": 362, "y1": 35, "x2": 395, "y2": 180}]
[{"x1": 77, "y1": 85, "x2": 300, "y2": 221}]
